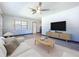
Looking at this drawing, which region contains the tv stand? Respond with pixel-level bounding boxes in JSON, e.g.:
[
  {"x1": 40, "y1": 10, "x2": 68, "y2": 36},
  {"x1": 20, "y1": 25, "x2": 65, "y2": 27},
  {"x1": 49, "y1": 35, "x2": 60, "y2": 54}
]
[
  {"x1": 55, "y1": 31, "x2": 63, "y2": 33},
  {"x1": 47, "y1": 31, "x2": 71, "y2": 41}
]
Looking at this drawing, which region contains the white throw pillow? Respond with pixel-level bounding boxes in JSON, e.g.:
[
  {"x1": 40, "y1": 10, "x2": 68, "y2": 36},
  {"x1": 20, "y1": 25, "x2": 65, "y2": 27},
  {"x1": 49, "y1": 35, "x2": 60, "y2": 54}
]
[{"x1": 0, "y1": 37, "x2": 5, "y2": 44}]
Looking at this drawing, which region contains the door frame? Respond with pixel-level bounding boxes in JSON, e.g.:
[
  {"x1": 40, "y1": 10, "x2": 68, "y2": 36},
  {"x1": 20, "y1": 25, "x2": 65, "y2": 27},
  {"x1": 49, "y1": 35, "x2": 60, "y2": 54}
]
[{"x1": 32, "y1": 22, "x2": 37, "y2": 34}]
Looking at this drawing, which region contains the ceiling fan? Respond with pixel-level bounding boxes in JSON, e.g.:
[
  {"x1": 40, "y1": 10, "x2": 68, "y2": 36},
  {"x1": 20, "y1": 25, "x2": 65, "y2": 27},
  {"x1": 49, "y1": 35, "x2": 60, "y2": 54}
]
[{"x1": 30, "y1": 2, "x2": 49, "y2": 14}]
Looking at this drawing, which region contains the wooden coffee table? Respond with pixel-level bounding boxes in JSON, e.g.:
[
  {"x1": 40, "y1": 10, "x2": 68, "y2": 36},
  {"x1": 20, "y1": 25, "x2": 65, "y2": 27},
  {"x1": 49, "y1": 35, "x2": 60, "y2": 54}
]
[{"x1": 35, "y1": 39, "x2": 55, "y2": 53}]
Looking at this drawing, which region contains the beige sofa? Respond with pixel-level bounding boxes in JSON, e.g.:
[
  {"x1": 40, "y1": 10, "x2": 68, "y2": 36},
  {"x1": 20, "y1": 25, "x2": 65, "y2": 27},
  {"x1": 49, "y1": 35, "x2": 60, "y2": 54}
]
[
  {"x1": 0, "y1": 37, "x2": 42, "y2": 57},
  {"x1": 10, "y1": 42, "x2": 42, "y2": 57}
]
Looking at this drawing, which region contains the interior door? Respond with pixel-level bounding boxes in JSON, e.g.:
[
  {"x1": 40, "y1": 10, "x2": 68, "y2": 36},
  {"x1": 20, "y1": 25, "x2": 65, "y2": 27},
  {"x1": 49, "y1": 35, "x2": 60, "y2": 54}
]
[{"x1": 32, "y1": 22, "x2": 37, "y2": 34}]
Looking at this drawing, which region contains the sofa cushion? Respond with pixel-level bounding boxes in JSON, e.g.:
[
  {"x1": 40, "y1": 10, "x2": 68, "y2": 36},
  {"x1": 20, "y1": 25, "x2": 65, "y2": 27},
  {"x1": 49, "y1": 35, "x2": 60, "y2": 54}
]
[
  {"x1": 4, "y1": 37, "x2": 19, "y2": 56},
  {"x1": 17, "y1": 48, "x2": 42, "y2": 57},
  {"x1": 4, "y1": 41, "x2": 18, "y2": 56},
  {"x1": 10, "y1": 42, "x2": 31, "y2": 57},
  {"x1": 15, "y1": 36, "x2": 25, "y2": 43}
]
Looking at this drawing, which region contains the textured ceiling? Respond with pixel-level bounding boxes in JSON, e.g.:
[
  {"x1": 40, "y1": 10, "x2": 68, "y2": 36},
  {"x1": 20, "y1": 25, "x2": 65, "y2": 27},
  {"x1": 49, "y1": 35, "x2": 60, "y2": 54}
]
[{"x1": 0, "y1": 2, "x2": 79, "y2": 19}]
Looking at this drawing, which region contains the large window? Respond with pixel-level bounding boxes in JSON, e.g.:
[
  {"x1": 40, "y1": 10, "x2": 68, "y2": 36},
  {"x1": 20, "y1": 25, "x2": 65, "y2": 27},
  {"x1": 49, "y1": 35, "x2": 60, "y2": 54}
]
[
  {"x1": 21, "y1": 20, "x2": 28, "y2": 32},
  {"x1": 15, "y1": 20, "x2": 21, "y2": 30},
  {"x1": 14, "y1": 20, "x2": 28, "y2": 34}
]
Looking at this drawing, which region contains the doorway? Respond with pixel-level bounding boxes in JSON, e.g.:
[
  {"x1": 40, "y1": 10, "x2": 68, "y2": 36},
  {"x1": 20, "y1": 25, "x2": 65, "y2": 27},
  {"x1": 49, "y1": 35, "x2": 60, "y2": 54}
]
[{"x1": 32, "y1": 22, "x2": 37, "y2": 34}]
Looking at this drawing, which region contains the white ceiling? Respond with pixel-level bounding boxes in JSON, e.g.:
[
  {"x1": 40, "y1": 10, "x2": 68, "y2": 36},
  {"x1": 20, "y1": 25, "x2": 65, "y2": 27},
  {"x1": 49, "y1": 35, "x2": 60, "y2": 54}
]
[{"x1": 0, "y1": 2, "x2": 79, "y2": 19}]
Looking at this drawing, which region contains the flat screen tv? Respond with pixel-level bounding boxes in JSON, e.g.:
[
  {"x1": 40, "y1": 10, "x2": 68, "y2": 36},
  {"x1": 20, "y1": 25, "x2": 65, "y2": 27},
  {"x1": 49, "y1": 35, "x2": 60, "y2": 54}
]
[{"x1": 51, "y1": 21, "x2": 66, "y2": 31}]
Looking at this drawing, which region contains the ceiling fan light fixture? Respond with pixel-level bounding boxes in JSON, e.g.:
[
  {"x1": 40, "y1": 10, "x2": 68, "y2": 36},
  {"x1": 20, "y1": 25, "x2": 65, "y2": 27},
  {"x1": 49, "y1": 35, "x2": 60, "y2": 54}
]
[
  {"x1": 30, "y1": 2, "x2": 49, "y2": 14},
  {"x1": 37, "y1": 10, "x2": 41, "y2": 14}
]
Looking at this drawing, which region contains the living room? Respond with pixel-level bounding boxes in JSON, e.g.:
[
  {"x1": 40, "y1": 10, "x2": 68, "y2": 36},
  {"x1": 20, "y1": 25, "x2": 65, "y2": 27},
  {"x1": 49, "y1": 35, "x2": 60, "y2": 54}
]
[{"x1": 0, "y1": 2, "x2": 79, "y2": 57}]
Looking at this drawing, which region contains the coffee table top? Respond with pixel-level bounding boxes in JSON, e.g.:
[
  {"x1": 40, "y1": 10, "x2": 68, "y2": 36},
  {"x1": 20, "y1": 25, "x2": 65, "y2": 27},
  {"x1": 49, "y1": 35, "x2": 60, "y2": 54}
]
[{"x1": 36, "y1": 39, "x2": 55, "y2": 46}]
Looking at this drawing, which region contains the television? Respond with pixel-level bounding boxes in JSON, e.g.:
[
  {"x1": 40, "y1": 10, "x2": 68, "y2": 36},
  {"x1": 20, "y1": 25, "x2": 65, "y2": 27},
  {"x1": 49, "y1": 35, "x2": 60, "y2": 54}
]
[{"x1": 50, "y1": 21, "x2": 66, "y2": 31}]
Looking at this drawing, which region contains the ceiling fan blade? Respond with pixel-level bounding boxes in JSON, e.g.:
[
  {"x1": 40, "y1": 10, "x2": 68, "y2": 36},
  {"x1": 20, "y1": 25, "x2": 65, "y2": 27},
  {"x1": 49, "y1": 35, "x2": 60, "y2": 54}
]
[
  {"x1": 32, "y1": 11, "x2": 36, "y2": 14},
  {"x1": 40, "y1": 9, "x2": 50, "y2": 11},
  {"x1": 32, "y1": 9, "x2": 37, "y2": 14},
  {"x1": 29, "y1": 8, "x2": 37, "y2": 14},
  {"x1": 39, "y1": 2, "x2": 42, "y2": 7},
  {"x1": 29, "y1": 8, "x2": 36, "y2": 11}
]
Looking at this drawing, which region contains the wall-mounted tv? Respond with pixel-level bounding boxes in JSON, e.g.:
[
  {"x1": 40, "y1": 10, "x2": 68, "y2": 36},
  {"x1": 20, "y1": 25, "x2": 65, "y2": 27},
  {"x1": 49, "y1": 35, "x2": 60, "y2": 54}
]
[{"x1": 50, "y1": 21, "x2": 66, "y2": 31}]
